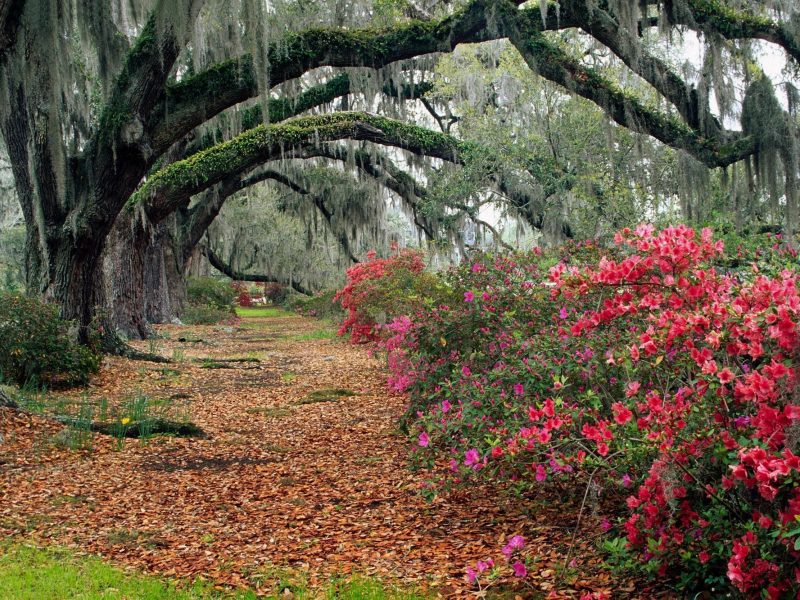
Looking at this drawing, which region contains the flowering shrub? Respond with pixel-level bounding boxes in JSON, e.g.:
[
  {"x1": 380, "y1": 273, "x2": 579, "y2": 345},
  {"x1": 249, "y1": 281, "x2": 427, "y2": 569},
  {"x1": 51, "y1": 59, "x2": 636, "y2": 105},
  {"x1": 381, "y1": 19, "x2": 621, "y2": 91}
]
[
  {"x1": 0, "y1": 292, "x2": 100, "y2": 386},
  {"x1": 263, "y1": 282, "x2": 288, "y2": 305},
  {"x1": 334, "y1": 247, "x2": 443, "y2": 343},
  {"x1": 230, "y1": 281, "x2": 252, "y2": 307},
  {"x1": 383, "y1": 225, "x2": 800, "y2": 597}
]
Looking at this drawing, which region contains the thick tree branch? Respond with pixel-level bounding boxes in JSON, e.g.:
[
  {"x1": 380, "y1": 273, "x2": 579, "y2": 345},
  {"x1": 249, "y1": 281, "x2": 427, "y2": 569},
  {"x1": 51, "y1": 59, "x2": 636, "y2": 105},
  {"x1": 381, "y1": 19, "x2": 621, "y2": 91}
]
[
  {"x1": 134, "y1": 112, "x2": 466, "y2": 223},
  {"x1": 673, "y1": 0, "x2": 800, "y2": 65},
  {"x1": 504, "y1": 7, "x2": 757, "y2": 168},
  {"x1": 147, "y1": 0, "x2": 538, "y2": 152},
  {"x1": 177, "y1": 74, "x2": 434, "y2": 160},
  {"x1": 561, "y1": 0, "x2": 720, "y2": 137},
  {"x1": 204, "y1": 246, "x2": 315, "y2": 295}
]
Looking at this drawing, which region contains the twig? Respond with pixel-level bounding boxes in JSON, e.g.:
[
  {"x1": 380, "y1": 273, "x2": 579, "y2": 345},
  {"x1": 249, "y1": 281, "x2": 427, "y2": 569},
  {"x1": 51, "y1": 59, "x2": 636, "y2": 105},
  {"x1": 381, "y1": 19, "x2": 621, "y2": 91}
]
[{"x1": 562, "y1": 466, "x2": 601, "y2": 572}]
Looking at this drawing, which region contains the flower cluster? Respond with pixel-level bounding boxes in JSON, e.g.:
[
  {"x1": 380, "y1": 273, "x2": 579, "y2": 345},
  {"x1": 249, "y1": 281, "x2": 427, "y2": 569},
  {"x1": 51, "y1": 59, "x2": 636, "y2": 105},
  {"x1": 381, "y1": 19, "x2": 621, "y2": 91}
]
[
  {"x1": 365, "y1": 225, "x2": 800, "y2": 597},
  {"x1": 333, "y1": 246, "x2": 426, "y2": 343}
]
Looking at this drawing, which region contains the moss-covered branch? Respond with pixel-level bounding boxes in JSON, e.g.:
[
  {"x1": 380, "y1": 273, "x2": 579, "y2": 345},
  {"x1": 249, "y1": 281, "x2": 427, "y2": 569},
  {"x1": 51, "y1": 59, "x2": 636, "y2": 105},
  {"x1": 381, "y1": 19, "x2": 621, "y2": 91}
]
[
  {"x1": 147, "y1": 0, "x2": 553, "y2": 153},
  {"x1": 175, "y1": 74, "x2": 434, "y2": 160},
  {"x1": 679, "y1": 0, "x2": 800, "y2": 65},
  {"x1": 204, "y1": 246, "x2": 315, "y2": 295},
  {"x1": 505, "y1": 7, "x2": 758, "y2": 168},
  {"x1": 134, "y1": 112, "x2": 467, "y2": 223}
]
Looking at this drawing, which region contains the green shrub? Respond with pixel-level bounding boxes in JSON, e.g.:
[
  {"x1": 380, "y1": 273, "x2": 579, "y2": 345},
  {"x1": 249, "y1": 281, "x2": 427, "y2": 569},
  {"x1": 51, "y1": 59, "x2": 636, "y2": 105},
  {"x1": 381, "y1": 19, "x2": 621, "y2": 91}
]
[
  {"x1": 0, "y1": 292, "x2": 100, "y2": 386},
  {"x1": 186, "y1": 277, "x2": 236, "y2": 308},
  {"x1": 180, "y1": 303, "x2": 233, "y2": 325},
  {"x1": 291, "y1": 290, "x2": 345, "y2": 320}
]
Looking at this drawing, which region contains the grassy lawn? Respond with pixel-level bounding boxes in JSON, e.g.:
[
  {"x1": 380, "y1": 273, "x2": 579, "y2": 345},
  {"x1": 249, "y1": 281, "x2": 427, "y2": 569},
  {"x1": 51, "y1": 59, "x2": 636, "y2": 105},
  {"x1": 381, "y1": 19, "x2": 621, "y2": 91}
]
[
  {"x1": 0, "y1": 543, "x2": 426, "y2": 599},
  {"x1": 235, "y1": 307, "x2": 286, "y2": 318},
  {"x1": 286, "y1": 328, "x2": 338, "y2": 341}
]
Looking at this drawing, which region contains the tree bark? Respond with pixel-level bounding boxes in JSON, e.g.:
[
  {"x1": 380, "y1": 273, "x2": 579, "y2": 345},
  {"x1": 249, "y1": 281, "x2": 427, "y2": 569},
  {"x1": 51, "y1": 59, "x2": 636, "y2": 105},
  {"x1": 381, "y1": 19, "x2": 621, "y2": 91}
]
[{"x1": 102, "y1": 209, "x2": 154, "y2": 340}]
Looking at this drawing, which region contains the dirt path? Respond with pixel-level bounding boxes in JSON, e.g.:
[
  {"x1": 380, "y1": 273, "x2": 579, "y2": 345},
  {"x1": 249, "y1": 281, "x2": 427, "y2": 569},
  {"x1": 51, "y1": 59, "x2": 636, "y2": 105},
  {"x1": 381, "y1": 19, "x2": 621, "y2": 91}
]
[{"x1": 0, "y1": 312, "x2": 658, "y2": 598}]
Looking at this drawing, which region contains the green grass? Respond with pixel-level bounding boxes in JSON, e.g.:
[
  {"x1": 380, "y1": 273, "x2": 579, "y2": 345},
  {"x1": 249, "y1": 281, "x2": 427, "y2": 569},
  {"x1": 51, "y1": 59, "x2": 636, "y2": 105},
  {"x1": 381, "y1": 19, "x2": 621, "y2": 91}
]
[
  {"x1": 0, "y1": 542, "x2": 253, "y2": 599},
  {"x1": 286, "y1": 328, "x2": 337, "y2": 341},
  {"x1": 0, "y1": 542, "x2": 428, "y2": 599},
  {"x1": 235, "y1": 307, "x2": 286, "y2": 318},
  {"x1": 292, "y1": 388, "x2": 357, "y2": 406}
]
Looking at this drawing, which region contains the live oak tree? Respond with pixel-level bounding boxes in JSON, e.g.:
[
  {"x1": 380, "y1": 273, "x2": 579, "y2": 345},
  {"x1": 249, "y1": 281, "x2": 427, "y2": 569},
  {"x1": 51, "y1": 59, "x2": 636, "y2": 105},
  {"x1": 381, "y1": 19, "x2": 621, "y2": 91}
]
[{"x1": 1, "y1": 0, "x2": 798, "y2": 344}]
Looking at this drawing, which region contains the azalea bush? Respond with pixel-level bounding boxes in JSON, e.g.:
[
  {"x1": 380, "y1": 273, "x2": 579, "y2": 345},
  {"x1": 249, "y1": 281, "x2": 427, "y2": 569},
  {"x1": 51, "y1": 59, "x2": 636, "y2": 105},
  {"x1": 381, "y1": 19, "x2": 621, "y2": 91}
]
[
  {"x1": 376, "y1": 225, "x2": 800, "y2": 597},
  {"x1": 264, "y1": 282, "x2": 288, "y2": 305},
  {"x1": 230, "y1": 281, "x2": 252, "y2": 307},
  {"x1": 334, "y1": 247, "x2": 446, "y2": 343}
]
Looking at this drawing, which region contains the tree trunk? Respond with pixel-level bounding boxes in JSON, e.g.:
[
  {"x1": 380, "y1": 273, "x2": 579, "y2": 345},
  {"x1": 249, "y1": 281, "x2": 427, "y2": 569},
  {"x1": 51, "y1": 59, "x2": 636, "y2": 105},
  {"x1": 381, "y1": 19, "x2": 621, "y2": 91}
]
[
  {"x1": 102, "y1": 209, "x2": 154, "y2": 340},
  {"x1": 143, "y1": 221, "x2": 174, "y2": 324}
]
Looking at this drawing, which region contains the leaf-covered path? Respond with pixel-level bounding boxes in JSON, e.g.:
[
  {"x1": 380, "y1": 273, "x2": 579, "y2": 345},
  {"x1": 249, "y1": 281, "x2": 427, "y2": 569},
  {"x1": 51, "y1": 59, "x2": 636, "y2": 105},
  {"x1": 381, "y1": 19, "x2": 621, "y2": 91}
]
[{"x1": 0, "y1": 312, "x2": 661, "y2": 598}]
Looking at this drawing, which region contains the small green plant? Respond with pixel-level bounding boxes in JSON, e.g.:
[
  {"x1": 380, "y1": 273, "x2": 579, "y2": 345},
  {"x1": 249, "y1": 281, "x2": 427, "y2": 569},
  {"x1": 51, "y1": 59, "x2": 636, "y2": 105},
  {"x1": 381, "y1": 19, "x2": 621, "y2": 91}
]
[
  {"x1": 147, "y1": 338, "x2": 163, "y2": 356},
  {"x1": 109, "y1": 414, "x2": 130, "y2": 451},
  {"x1": 292, "y1": 388, "x2": 356, "y2": 405},
  {"x1": 171, "y1": 348, "x2": 186, "y2": 362}
]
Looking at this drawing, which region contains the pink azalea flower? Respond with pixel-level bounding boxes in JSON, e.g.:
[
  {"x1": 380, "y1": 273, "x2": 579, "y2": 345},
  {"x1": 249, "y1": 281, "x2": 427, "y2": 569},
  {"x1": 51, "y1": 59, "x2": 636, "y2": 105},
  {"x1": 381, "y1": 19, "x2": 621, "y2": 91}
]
[
  {"x1": 464, "y1": 291, "x2": 475, "y2": 302},
  {"x1": 441, "y1": 400, "x2": 451, "y2": 413},
  {"x1": 464, "y1": 448, "x2": 480, "y2": 466},
  {"x1": 511, "y1": 562, "x2": 527, "y2": 577},
  {"x1": 508, "y1": 535, "x2": 525, "y2": 550},
  {"x1": 462, "y1": 366, "x2": 471, "y2": 377},
  {"x1": 513, "y1": 383, "x2": 524, "y2": 396},
  {"x1": 602, "y1": 516, "x2": 611, "y2": 531},
  {"x1": 418, "y1": 433, "x2": 429, "y2": 447},
  {"x1": 465, "y1": 567, "x2": 477, "y2": 583}
]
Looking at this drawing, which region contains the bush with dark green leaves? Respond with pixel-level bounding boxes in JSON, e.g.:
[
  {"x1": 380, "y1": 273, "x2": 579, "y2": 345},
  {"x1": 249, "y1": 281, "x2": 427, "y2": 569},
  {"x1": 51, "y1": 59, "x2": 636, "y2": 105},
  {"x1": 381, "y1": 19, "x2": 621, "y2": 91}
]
[
  {"x1": 0, "y1": 292, "x2": 100, "y2": 386},
  {"x1": 284, "y1": 290, "x2": 345, "y2": 320},
  {"x1": 182, "y1": 277, "x2": 236, "y2": 325},
  {"x1": 181, "y1": 303, "x2": 234, "y2": 325},
  {"x1": 186, "y1": 277, "x2": 237, "y2": 308}
]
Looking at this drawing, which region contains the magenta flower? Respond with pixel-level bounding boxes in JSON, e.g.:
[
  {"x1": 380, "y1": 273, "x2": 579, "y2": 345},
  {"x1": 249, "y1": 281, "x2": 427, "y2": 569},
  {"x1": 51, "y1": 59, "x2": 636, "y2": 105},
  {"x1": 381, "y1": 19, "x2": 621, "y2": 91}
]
[
  {"x1": 559, "y1": 307, "x2": 568, "y2": 319},
  {"x1": 621, "y1": 474, "x2": 632, "y2": 487},
  {"x1": 464, "y1": 291, "x2": 475, "y2": 302},
  {"x1": 464, "y1": 448, "x2": 480, "y2": 466},
  {"x1": 462, "y1": 366, "x2": 471, "y2": 377},
  {"x1": 441, "y1": 400, "x2": 451, "y2": 413},
  {"x1": 511, "y1": 562, "x2": 527, "y2": 577},
  {"x1": 508, "y1": 535, "x2": 525, "y2": 550},
  {"x1": 465, "y1": 567, "x2": 477, "y2": 583},
  {"x1": 418, "y1": 432, "x2": 429, "y2": 447},
  {"x1": 513, "y1": 383, "x2": 524, "y2": 396},
  {"x1": 602, "y1": 516, "x2": 611, "y2": 531}
]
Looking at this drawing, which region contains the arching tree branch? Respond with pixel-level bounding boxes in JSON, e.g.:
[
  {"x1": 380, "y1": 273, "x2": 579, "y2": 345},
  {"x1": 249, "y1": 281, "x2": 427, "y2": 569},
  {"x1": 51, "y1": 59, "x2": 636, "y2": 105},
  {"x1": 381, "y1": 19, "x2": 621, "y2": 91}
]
[
  {"x1": 135, "y1": 112, "x2": 466, "y2": 223},
  {"x1": 204, "y1": 245, "x2": 315, "y2": 295},
  {"x1": 146, "y1": 0, "x2": 536, "y2": 152}
]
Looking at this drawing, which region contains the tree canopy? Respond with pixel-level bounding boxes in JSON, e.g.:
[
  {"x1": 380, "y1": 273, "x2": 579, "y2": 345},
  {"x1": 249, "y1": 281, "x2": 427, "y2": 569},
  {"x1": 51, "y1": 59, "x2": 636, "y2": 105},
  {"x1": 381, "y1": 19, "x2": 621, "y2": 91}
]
[{"x1": 0, "y1": 0, "x2": 798, "y2": 340}]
